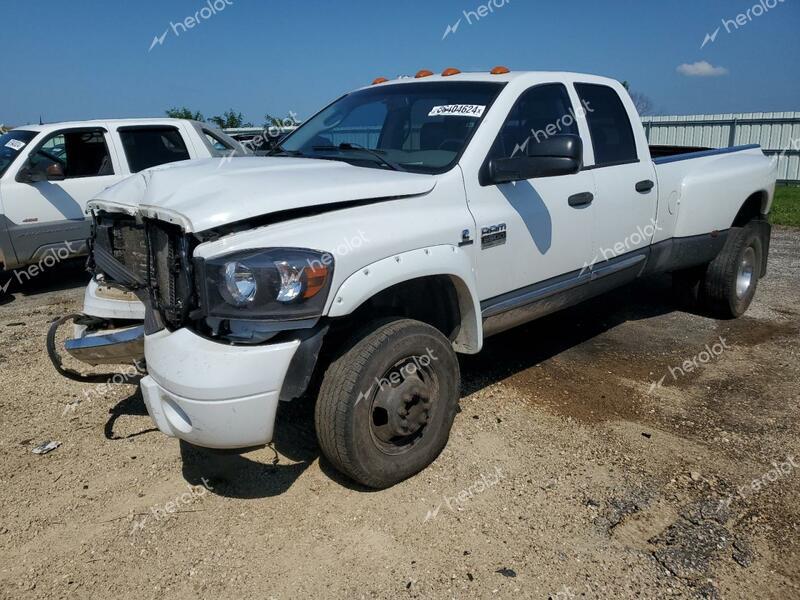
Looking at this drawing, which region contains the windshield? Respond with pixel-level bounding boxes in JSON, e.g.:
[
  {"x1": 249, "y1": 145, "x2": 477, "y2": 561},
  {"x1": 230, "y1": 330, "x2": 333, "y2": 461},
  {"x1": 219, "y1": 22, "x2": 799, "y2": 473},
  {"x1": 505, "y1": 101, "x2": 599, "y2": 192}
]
[
  {"x1": 280, "y1": 81, "x2": 504, "y2": 174},
  {"x1": 0, "y1": 130, "x2": 38, "y2": 178}
]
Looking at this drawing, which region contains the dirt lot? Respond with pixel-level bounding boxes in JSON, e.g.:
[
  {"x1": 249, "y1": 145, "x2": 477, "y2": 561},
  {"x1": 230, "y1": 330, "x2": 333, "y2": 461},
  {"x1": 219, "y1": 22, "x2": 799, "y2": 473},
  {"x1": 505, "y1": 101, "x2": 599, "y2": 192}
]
[{"x1": 0, "y1": 228, "x2": 798, "y2": 600}]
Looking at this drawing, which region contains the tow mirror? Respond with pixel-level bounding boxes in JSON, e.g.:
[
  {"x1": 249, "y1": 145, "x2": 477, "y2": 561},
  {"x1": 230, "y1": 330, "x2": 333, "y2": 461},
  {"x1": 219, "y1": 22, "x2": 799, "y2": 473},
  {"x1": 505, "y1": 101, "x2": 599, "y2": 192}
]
[{"x1": 487, "y1": 134, "x2": 583, "y2": 184}]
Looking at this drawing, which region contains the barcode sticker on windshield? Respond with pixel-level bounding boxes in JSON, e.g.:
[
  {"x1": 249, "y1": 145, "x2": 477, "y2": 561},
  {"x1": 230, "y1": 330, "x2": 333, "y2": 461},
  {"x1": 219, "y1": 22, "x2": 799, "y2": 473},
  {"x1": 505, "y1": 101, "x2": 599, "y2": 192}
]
[
  {"x1": 4, "y1": 139, "x2": 26, "y2": 151},
  {"x1": 429, "y1": 105, "x2": 486, "y2": 118}
]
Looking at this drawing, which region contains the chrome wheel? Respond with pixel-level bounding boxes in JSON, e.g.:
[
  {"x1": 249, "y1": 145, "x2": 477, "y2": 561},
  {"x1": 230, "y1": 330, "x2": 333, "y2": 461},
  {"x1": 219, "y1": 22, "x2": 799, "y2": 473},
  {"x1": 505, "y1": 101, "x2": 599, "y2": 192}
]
[{"x1": 736, "y1": 246, "x2": 757, "y2": 299}]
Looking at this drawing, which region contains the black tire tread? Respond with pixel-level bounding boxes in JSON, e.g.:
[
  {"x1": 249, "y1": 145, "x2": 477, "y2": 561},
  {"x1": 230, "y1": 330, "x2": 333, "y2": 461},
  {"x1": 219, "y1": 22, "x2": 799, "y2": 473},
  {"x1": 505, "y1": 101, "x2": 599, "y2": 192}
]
[
  {"x1": 703, "y1": 222, "x2": 761, "y2": 318},
  {"x1": 315, "y1": 318, "x2": 448, "y2": 488}
]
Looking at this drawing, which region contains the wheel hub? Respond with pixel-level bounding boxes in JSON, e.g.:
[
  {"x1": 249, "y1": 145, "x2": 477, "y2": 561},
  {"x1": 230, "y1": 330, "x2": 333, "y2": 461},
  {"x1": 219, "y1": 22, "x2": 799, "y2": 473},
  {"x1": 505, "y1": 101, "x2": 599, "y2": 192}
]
[
  {"x1": 370, "y1": 359, "x2": 434, "y2": 447},
  {"x1": 736, "y1": 246, "x2": 756, "y2": 299}
]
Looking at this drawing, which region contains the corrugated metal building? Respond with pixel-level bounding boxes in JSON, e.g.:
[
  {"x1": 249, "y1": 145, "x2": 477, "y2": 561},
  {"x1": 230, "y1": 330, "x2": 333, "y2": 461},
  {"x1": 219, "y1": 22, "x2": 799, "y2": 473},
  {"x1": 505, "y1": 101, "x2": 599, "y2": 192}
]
[{"x1": 642, "y1": 112, "x2": 800, "y2": 184}]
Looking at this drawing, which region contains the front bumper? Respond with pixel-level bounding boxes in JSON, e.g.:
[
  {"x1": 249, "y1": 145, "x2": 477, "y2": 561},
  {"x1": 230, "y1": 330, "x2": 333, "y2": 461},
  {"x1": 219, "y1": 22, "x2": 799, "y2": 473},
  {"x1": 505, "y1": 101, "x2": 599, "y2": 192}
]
[{"x1": 141, "y1": 328, "x2": 300, "y2": 449}]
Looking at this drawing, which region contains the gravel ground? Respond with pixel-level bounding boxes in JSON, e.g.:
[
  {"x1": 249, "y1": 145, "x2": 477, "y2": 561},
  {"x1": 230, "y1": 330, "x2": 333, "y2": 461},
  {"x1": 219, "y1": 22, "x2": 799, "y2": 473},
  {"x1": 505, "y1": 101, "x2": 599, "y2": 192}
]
[{"x1": 0, "y1": 228, "x2": 798, "y2": 600}]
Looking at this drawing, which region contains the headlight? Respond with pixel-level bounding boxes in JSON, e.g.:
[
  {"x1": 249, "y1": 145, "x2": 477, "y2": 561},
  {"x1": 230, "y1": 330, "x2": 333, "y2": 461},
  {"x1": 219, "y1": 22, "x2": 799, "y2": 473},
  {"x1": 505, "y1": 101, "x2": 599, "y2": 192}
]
[
  {"x1": 223, "y1": 262, "x2": 258, "y2": 306},
  {"x1": 199, "y1": 248, "x2": 333, "y2": 323}
]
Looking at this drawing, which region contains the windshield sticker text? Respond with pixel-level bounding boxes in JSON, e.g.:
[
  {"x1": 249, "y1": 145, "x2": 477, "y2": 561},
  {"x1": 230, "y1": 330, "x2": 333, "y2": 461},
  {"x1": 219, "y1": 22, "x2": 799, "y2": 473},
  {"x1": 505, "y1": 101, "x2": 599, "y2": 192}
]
[
  {"x1": 4, "y1": 139, "x2": 26, "y2": 151},
  {"x1": 429, "y1": 105, "x2": 486, "y2": 118}
]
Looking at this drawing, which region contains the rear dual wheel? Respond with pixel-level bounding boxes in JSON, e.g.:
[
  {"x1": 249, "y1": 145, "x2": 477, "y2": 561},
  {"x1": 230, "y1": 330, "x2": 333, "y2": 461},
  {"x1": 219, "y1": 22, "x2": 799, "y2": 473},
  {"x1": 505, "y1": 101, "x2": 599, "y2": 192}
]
[{"x1": 672, "y1": 220, "x2": 765, "y2": 319}]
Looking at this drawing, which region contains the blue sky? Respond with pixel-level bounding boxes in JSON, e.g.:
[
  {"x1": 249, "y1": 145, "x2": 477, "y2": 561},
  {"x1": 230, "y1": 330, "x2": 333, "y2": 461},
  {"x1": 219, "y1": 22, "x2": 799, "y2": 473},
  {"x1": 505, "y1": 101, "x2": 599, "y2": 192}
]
[{"x1": 3, "y1": 0, "x2": 798, "y2": 126}]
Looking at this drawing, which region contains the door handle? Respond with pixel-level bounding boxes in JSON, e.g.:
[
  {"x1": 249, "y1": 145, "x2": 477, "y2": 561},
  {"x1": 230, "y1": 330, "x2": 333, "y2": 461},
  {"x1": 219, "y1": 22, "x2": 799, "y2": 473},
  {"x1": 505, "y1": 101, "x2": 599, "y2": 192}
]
[
  {"x1": 568, "y1": 192, "x2": 594, "y2": 207},
  {"x1": 636, "y1": 180, "x2": 655, "y2": 193}
]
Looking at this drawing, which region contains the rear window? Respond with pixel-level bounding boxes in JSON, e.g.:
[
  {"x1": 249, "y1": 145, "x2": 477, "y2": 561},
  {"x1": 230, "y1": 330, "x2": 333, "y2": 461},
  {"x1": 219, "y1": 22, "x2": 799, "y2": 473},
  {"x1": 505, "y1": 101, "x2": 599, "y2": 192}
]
[
  {"x1": 574, "y1": 83, "x2": 638, "y2": 166},
  {"x1": 118, "y1": 127, "x2": 191, "y2": 173}
]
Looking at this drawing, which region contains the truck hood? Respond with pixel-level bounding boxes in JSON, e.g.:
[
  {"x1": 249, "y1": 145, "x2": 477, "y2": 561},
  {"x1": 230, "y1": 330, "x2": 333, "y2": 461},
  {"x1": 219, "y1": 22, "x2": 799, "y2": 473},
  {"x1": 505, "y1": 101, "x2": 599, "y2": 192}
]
[{"x1": 89, "y1": 157, "x2": 437, "y2": 232}]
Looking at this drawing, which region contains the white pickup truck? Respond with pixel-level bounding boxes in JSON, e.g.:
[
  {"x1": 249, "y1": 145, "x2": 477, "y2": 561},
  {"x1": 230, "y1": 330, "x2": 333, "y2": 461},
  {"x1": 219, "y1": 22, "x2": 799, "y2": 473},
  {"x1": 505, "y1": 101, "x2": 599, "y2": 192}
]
[
  {"x1": 0, "y1": 119, "x2": 245, "y2": 270},
  {"x1": 60, "y1": 69, "x2": 776, "y2": 489}
]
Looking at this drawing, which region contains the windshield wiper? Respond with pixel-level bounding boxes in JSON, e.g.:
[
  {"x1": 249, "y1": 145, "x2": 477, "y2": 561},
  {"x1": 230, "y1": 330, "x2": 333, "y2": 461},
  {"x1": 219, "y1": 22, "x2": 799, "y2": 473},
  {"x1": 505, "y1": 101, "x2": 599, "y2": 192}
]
[{"x1": 311, "y1": 143, "x2": 405, "y2": 172}]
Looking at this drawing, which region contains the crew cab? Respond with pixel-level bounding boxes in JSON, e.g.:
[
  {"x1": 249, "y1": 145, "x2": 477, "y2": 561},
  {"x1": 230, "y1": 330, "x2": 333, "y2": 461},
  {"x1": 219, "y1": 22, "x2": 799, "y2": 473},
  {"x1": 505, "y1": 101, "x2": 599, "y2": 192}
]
[
  {"x1": 0, "y1": 119, "x2": 245, "y2": 270},
  {"x1": 60, "y1": 69, "x2": 776, "y2": 489}
]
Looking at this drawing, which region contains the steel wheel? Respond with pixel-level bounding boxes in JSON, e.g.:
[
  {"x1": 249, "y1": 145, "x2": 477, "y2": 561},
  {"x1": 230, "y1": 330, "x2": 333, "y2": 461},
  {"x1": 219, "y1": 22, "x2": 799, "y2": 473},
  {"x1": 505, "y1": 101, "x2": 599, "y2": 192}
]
[{"x1": 367, "y1": 356, "x2": 438, "y2": 455}]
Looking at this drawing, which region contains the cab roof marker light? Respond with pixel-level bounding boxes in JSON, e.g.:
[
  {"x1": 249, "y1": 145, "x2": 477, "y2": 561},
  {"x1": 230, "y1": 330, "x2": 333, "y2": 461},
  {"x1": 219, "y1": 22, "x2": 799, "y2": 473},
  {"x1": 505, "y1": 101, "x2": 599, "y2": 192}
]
[
  {"x1": 441, "y1": 68, "x2": 461, "y2": 77},
  {"x1": 491, "y1": 66, "x2": 511, "y2": 75},
  {"x1": 372, "y1": 77, "x2": 388, "y2": 85},
  {"x1": 415, "y1": 70, "x2": 434, "y2": 78}
]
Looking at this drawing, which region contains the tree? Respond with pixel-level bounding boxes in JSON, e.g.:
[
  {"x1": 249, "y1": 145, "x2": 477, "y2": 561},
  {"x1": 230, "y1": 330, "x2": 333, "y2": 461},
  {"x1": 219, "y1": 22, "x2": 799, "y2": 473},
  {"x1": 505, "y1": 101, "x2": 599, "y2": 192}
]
[
  {"x1": 165, "y1": 107, "x2": 205, "y2": 121},
  {"x1": 620, "y1": 81, "x2": 655, "y2": 116},
  {"x1": 629, "y1": 92, "x2": 654, "y2": 116},
  {"x1": 208, "y1": 109, "x2": 252, "y2": 129},
  {"x1": 264, "y1": 114, "x2": 282, "y2": 128}
]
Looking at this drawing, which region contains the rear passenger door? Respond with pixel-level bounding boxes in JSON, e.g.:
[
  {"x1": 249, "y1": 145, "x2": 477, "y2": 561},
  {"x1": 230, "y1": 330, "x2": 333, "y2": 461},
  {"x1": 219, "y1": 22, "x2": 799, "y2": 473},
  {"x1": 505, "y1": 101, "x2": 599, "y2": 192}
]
[{"x1": 574, "y1": 83, "x2": 658, "y2": 269}]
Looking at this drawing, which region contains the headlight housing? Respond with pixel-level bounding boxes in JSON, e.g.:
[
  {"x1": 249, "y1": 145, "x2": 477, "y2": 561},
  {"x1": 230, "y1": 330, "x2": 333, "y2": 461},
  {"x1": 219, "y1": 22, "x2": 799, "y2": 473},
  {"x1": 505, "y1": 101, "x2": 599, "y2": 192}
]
[{"x1": 199, "y1": 248, "x2": 334, "y2": 324}]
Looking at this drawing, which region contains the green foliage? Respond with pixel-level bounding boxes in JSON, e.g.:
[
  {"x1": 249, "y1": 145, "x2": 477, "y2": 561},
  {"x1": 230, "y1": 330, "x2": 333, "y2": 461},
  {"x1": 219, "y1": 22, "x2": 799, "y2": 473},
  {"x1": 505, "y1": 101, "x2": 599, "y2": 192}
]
[
  {"x1": 165, "y1": 107, "x2": 205, "y2": 121},
  {"x1": 771, "y1": 186, "x2": 800, "y2": 227},
  {"x1": 208, "y1": 110, "x2": 252, "y2": 129}
]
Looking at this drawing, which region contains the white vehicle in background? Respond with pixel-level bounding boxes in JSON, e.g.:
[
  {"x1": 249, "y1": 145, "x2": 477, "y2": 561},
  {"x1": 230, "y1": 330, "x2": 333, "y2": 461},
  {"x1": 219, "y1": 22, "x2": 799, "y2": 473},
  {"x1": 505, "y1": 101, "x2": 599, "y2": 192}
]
[
  {"x1": 0, "y1": 118, "x2": 246, "y2": 271},
  {"x1": 57, "y1": 68, "x2": 776, "y2": 489}
]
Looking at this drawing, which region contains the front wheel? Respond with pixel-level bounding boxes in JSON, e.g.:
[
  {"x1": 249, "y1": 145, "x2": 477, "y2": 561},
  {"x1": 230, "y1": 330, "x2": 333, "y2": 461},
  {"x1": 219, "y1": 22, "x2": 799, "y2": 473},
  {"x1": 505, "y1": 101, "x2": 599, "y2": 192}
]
[{"x1": 315, "y1": 318, "x2": 460, "y2": 489}]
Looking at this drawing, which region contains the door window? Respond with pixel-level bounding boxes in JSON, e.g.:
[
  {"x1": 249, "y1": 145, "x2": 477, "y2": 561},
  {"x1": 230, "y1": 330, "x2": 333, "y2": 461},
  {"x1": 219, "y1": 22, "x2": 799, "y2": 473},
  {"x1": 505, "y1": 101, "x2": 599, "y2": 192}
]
[
  {"x1": 118, "y1": 127, "x2": 191, "y2": 173},
  {"x1": 30, "y1": 130, "x2": 114, "y2": 178},
  {"x1": 488, "y1": 83, "x2": 579, "y2": 161},
  {"x1": 574, "y1": 83, "x2": 638, "y2": 166}
]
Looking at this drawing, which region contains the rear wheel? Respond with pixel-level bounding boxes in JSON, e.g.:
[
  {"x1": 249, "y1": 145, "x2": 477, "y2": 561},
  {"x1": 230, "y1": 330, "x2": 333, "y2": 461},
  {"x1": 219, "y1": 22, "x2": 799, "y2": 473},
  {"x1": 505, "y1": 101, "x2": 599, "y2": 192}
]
[
  {"x1": 315, "y1": 318, "x2": 460, "y2": 489},
  {"x1": 702, "y1": 222, "x2": 764, "y2": 318}
]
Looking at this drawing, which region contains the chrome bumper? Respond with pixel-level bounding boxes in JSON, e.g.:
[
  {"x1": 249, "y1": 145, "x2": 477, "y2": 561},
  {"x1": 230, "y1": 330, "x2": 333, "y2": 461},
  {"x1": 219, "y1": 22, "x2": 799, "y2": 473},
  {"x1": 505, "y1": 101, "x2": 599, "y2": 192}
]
[{"x1": 64, "y1": 325, "x2": 145, "y2": 366}]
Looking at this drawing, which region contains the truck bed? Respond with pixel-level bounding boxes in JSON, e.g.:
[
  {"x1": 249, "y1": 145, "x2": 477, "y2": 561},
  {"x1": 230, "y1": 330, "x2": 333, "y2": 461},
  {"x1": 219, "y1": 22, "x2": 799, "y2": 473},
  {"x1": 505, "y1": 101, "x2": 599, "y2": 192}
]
[{"x1": 650, "y1": 144, "x2": 762, "y2": 164}]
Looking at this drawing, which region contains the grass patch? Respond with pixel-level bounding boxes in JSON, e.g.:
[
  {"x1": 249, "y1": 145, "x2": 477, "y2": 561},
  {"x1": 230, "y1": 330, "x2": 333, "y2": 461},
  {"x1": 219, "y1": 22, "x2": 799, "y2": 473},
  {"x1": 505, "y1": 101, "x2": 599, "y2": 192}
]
[{"x1": 771, "y1": 186, "x2": 800, "y2": 227}]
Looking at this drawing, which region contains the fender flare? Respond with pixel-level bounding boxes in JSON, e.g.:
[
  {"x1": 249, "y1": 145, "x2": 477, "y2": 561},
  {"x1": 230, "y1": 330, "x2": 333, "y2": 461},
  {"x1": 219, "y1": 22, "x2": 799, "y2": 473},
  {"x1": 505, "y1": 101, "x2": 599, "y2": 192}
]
[{"x1": 326, "y1": 245, "x2": 483, "y2": 353}]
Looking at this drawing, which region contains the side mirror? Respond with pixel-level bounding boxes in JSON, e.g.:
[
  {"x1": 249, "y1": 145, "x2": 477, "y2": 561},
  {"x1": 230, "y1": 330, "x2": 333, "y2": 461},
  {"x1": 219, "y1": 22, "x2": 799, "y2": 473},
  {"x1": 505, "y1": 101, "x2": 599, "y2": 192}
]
[
  {"x1": 16, "y1": 156, "x2": 65, "y2": 183},
  {"x1": 487, "y1": 134, "x2": 583, "y2": 184}
]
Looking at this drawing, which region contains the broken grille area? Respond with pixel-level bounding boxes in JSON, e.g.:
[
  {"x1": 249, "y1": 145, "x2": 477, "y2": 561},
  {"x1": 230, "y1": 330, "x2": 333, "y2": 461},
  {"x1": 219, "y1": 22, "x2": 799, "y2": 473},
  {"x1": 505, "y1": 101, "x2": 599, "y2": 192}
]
[{"x1": 92, "y1": 214, "x2": 195, "y2": 330}]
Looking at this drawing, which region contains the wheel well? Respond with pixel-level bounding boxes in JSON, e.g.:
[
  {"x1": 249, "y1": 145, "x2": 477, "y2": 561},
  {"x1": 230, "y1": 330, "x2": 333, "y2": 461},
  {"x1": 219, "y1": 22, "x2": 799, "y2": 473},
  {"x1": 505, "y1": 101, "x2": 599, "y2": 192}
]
[
  {"x1": 333, "y1": 276, "x2": 462, "y2": 342},
  {"x1": 732, "y1": 191, "x2": 768, "y2": 227}
]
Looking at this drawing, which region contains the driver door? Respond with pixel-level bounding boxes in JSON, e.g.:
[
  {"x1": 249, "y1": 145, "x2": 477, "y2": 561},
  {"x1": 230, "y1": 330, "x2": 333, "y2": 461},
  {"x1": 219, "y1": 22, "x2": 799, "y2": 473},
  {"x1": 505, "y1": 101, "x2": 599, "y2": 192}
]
[
  {"x1": 7, "y1": 127, "x2": 121, "y2": 223},
  {"x1": 465, "y1": 83, "x2": 596, "y2": 302},
  {"x1": 2, "y1": 127, "x2": 122, "y2": 260}
]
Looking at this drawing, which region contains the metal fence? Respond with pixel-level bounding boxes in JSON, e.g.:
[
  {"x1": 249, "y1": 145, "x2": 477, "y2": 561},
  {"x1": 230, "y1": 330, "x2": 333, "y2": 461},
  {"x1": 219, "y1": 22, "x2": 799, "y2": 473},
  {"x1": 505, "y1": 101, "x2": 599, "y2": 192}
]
[{"x1": 642, "y1": 112, "x2": 800, "y2": 184}]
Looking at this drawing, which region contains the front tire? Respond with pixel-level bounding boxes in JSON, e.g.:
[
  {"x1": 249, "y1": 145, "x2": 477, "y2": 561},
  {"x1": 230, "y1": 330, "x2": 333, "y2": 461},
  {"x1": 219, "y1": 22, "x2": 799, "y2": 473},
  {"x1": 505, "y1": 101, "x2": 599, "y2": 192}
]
[{"x1": 315, "y1": 318, "x2": 460, "y2": 489}]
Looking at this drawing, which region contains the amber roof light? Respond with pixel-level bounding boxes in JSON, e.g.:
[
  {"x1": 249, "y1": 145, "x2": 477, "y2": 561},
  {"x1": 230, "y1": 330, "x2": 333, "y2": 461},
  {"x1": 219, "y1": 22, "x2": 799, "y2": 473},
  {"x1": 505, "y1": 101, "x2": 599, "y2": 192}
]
[
  {"x1": 491, "y1": 66, "x2": 510, "y2": 75},
  {"x1": 372, "y1": 77, "x2": 388, "y2": 85},
  {"x1": 441, "y1": 67, "x2": 461, "y2": 77},
  {"x1": 415, "y1": 69, "x2": 434, "y2": 78}
]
